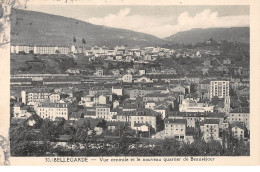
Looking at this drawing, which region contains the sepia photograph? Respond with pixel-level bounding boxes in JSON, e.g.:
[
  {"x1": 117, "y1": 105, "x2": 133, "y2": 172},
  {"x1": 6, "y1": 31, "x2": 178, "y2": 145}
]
[{"x1": 1, "y1": 0, "x2": 260, "y2": 166}]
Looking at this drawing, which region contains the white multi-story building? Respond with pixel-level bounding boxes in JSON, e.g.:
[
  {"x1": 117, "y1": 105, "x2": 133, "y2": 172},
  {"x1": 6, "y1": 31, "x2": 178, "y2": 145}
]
[
  {"x1": 112, "y1": 86, "x2": 123, "y2": 96},
  {"x1": 210, "y1": 80, "x2": 229, "y2": 98},
  {"x1": 22, "y1": 90, "x2": 53, "y2": 105},
  {"x1": 165, "y1": 119, "x2": 186, "y2": 140},
  {"x1": 95, "y1": 105, "x2": 112, "y2": 121},
  {"x1": 49, "y1": 93, "x2": 61, "y2": 103},
  {"x1": 36, "y1": 102, "x2": 71, "y2": 120},
  {"x1": 11, "y1": 45, "x2": 73, "y2": 54},
  {"x1": 179, "y1": 99, "x2": 214, "y2": 113},
  {"x1": 128, "y1": 109, "x2": 158, "y2": 131}
]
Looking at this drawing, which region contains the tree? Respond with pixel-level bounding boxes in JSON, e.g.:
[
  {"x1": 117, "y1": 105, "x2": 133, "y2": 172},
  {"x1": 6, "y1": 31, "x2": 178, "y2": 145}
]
[
  {"x1": 39, "y1": 119, "x2": 62, "y2": 141},
  {"x1": 97, "y1": 119, "x2": 107, "y2": 130},
  {"x1": 222, "y1": 130, "x2": 227, "y2": 154},
  {"x1": 55, "y1": 50, "x2": 60, "y2": 54},
  {"x1": 156, "y1": 115, "x2": 164, "y2": 132},
  {"x1": 74, "y1": 121, "x2": 89, "y2": 144},
  {"x1": 162, "y1": 138, "x2": 180, "y2": 156},
  {"x1": 206, "y1": 139, "x2": 223, "y2": 156},
  {"x1": 82, "y1": 38, "x2": 86, "y2": 44},
  {"x1": 190, "y1": 83, "x2": 197, "y2": 93},
  {"x1": 112, "y1": 93, "x2": 119, "y2": 101},
  {"x1": 193, "y1": 119, "x2": 202, "y2": 141},
  {"x1": 211, "y1": 96, "x2": 220, "y2": 106}
]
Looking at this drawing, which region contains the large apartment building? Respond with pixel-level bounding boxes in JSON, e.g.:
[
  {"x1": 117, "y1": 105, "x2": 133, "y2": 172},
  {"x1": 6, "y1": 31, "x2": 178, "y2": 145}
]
[
  {"x1": 36, "y1": 102, "x2": 71, "y2": 120},
  {"x1": 11, "y1": 45, "x2": 72, "y2": 54},
  {"x1": 210, "y1": 80, "x2": 229, "y2": 98},
  {"x1": 21, "y1": 90, "x2": 53, "y2": 105}
]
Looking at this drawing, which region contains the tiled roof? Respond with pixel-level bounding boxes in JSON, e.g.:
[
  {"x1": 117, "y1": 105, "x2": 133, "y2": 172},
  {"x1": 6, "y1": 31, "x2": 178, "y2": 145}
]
[
  {"x1": 165, "y1": 118, "x2": 187, "y2": 124},
  {"x1": 38, "y1": 102, "x2": 68, "y2": 108},
  {"x1": 203, "y1": 119, "x2": 219, "y2": 125},
  {"x1": 144, "y1": 92, "x2": 168, "y2": 97},
  {"x1": 168, "y1": 112, "x2": 225, "y2": 118},
  {"x1": 199, "y1": 79, "x2": 211, "y2": 84},
  {"x1": 118, "y1": 109, "x2": 159, "y2": 117},
  {"x1": 134, "y1": 123, "x2": 147, "y2": 127},
  {"x1": 230, "y1": 122, "x2": 246, "y2": 130},
  {"x1": 230, "y1": 107, "x2": 250, "y2": 113},
  {"x1": 107, "y1": 121, "x2": 129, "y2": 126},
  {"x1": 154, "y1": 104, "x2": 168, "y2": 110}
]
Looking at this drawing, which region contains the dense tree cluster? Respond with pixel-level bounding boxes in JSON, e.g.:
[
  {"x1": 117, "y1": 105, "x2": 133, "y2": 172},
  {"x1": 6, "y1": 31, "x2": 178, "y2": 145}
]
[{"x1": 10, "y1": 116, "x2": 249, "y2": 157}]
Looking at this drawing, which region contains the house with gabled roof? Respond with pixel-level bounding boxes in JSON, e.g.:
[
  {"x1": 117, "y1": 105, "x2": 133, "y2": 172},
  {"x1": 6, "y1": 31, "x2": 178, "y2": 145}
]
[
  {"x1": 230, "y1": 122, "x2": 246, "y2": 140},
  {"x1": 154, "y1": 104, "x2": 168, "y2": 119}
]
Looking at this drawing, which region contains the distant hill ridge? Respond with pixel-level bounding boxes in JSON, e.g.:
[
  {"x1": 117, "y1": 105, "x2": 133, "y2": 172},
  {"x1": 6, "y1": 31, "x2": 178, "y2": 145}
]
[
  {"x1": 11, "y1": 8, "x2": 249, "y2": 47},
  {"x1": 164, "y1": 27, "x2": 249, "y2": 44},
  {"x1": 11, "y1": 8, "x2": 169, "y2": 48}
]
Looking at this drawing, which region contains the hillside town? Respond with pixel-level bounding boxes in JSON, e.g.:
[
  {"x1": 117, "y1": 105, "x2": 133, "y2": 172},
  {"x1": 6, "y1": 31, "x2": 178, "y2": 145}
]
[{"x1": 10, "y1": 40, "x2": 250, "y2": 156}]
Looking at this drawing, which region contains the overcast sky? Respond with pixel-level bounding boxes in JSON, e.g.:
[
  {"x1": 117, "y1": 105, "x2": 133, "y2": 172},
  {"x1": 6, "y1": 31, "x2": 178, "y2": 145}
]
[{"x1": 25, "y1": 5, "x2": 250, "y2": 38}]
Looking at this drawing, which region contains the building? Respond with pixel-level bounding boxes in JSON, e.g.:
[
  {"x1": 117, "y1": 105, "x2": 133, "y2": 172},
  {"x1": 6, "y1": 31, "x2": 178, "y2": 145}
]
[
  {"x1": 94, "y1": 94, "x2": 109, "y2": 105},
  {"x1": 66, "y1": 68, "x2": 80, "y2": 74},
  {"x1": 95, "y1": 68, "x2": 104, "y2": 76},
  {"x1": 154, "y1": 104, "x2": 168, "y2": 119},
  {"x1": 210, "y1": 80, "x2": 229, "y2": 99},
  {"x1": 231, "y1": 122, "x2": 246, "y2": 140},
  {"x1": 165, "y1": 119, "x2": 187, "y2": 140},
  {"x1": 143, "y1": 92, "x2": 169, "y2": 102},
  {"x1": 168, "y1": 112, "x2": 225, "y2": 129},
  {"x1": 129, "y1": 109, "x2": 158, "y2": 132},
  {"x1": 49, "y1": 93, "x2": 61, "y2": 103},
  {"x1": 122, "y1": 74, "x2": 132, "y2": 83},
  {"x1": 237, "y1": 86, "x2": 250, "y2": 97},
  {"x1": 139, "y1": 70, "x2": 146, "y2": 75},
  {"x1": 22, "y1": 90, "x2": 53, "y2": 105},
  {"x1": 179, "y1": 99, "x2": 214, "y2": 113},
  {"x1": 199, "y1": 80, "x2": 211, "y2": 93},
  {"x1": 134, "y1": 76, "x2": 152, "y2": 83},
  {"x1": 12, "y1": 104, "x2": 33, "y2": 119},
  {"x1": 112, "y1": 86, "x2": 123, "y2": 96},
  {"x1": 36, "y1": 102, "x2": 71, "y2": 120},
  {"x1": 200, "y1": 119, "x2": 220, "y2": 141},
  {"x1": 169, "y1": 85, "x2": 186, "y2": 94},
  {"x1": 113, "y1": 100, "x2": 120, "y2": 109},
  {"x1": 229, "y1": 108, "x2": 250, "y2": 130},
  {"x1": 95, "y1": 105, "x2": 112, "y2": 121}
]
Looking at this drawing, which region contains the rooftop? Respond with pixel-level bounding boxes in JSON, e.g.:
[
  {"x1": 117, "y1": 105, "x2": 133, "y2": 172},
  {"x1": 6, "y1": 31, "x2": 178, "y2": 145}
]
[
  {"x1": 165, "y1": 118, "x2": 187, "y2": 124},
  {"x1": 203, "y1": 119, "x2": 219, "y2": 125},
  {"x1": 230, "y1": 122, "x2": 246, "y2": 130},
  {"x1": 230, "y1": 107, "x2": 250, "y2": 113}
]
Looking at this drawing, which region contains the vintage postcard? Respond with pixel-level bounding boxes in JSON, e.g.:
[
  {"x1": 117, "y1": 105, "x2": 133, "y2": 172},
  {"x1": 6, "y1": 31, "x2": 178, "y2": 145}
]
[{"x1": 0, "y1": 0, "x2": 260, "y2": 166}]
